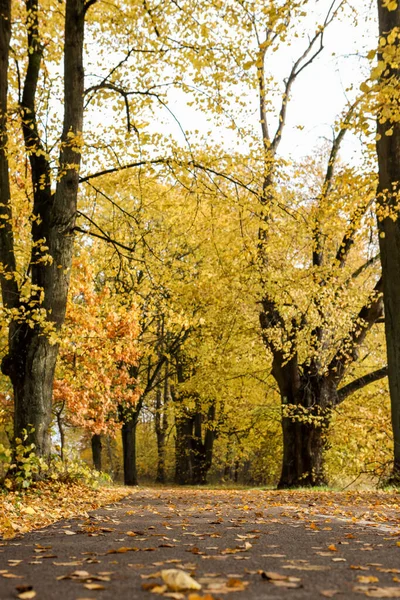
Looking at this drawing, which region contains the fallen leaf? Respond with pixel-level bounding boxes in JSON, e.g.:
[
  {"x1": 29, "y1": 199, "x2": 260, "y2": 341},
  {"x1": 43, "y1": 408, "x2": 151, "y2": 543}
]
[
  {"x1": 83, "y1": 583, "x2": 106, "y2": 590},
  {"x1": 358, "y1": 576, "x2": 380, "y2": 584},
  {"x1": 17, "y1": 592, "x2": 36, "y2": 600},
  {"x1": 260, "y1": 571, "x2": 302, "y2": 588},
  {"x1": 161, "y1": 569, "x2": 202, "y2": 591},
  {"x1": 353, "y1": 586, "x2": 400, "y2": 597},
  {"x1": 151, "y1": 585, "x2": 168, "y2": 594},
  {"x1": 106, "y1": 547, "x2": 139, "y2": 554}
]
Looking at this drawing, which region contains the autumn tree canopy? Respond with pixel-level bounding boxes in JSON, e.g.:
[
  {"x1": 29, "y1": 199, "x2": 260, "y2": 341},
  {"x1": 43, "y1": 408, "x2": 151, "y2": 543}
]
[{"x1": 0, "y1": 0, "x2": 397, "y2": 488}]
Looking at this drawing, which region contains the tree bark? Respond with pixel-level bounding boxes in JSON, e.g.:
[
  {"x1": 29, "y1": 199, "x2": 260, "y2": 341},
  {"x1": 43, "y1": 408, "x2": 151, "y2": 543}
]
[
  {"x1": 91, "y1": 434, "x2": 102, "y2": 471},
  {"x1": 121, "y1": 414, "x2": 139, "y2": 486},
  {"x1": 376, "y1": 0, "x2": 400, "y2": 481}
]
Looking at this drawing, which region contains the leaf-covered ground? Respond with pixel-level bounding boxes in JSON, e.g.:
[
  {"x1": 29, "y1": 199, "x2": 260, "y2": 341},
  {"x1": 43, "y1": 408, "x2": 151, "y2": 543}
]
[
  {"x1": 0, "y1": 482, "x2": 131, "y2": 539},
  {"x1": 1, "y1": 488, "x2": 400, "y2": 599}
]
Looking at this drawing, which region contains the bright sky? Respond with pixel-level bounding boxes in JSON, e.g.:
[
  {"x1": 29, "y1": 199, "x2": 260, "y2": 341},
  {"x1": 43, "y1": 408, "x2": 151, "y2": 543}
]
[{"x1": 158, "y1": 0, "x2": 377, "y2": 166}]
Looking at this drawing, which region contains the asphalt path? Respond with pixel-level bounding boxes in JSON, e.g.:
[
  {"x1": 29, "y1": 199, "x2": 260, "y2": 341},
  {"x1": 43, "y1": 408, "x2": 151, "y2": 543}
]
[{"x1": 1, "y1": 488, "x2": 400, "y2": 599}]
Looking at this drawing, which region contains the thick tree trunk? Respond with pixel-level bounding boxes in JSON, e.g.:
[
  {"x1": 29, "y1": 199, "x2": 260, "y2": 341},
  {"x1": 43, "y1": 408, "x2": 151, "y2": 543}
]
[
  {"x1": 376, "y1": 0, "x2": 400, "y2": 481},
  {"x1": 273, "y1": 356, "x2": 332, "y2": 488},
  {"x1": 279, "y1": 414, "x2": 329, "y2": 488},
  {"x1": 121, "y1": 416, "x2": 138, "y2": 486},
  {"x1": 0, "y1": 0, "x2": 86, "y2": 457},
  {"x1": 2, "y1": 326, "x2": 59, "y2": 456},
  {"x1": 91, "y1": 434, "x2": 102, "y2": 471},
  {"x1": 174, "y1": 407, "x2": 215, "y2": 485}
]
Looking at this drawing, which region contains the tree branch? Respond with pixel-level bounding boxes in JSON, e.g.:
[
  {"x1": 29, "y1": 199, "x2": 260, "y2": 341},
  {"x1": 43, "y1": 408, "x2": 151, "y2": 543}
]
[
  {"x1": 21, "y1": 0, "x2": 52, "y2": 199},
  {"x1": 271, "y1": 0, "x2": 343, "y2": 154},
  {"x1": 328, "y1": 277, "x2": 384, "y2": 385},
  {"x1": 0, "y1": 0, "x2": 19, "y2": 309},
  {"x1": 79, "y1": 158, "x2": 168, "y2": 183},
  {"x1": 337, "y1": 366, "x2": 388, "y2": 404},
  {"x1": 351, "y1": 254, "x2": 380, "y2": 280}
]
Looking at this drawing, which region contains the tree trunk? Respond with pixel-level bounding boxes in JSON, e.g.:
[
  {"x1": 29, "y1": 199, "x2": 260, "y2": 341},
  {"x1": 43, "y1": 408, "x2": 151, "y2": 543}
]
[
  {"x1": 55, "y1": 404, "x2": 66, "y2": 461},
  {"x1": 91, "y1": 434, "x2": 102, "y2": 471},
  {"x1": 174, "y1": 414, "x2": 193, "y2": 484},
  {"x1": 2, "y1": 327, "x2": 59, "y2": 456},
  {"x1": 273, "y1": 356, "x2": 332, "y2": 488},
  {"x1": 376, "y1": 0, "x2": 400, "y2": 481},
  {"x1": 191, "y1": 405, "x2": 215, "y2": 485},
  {"x1": 0, "y1": 0, "x2": 86, "y2": 457},
  {"x1": 106, "y1": 436, "x2": 116, "y2": 479},
  {"x1": 155, "y1": 365, "x2": 169, "y2": 483},
  {"x1": 279, "y1": 414, "x2": 329, "y2": 488},
  {"x1": 121, "y1": 415, "x2": 139, "y2": 486}
]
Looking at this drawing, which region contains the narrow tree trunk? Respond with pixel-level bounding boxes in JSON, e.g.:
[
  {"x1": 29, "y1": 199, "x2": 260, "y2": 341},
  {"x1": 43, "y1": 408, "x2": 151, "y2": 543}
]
[
  {"x1": 55, "y1": 404, "x2": 65, "y2": 461},
  {"x1": 155, "y1": 365, "x2": 169, "y2": 483},
  {"x1": 191, "y1": 406, "x2": 215, "y2": 485},
  {"x1": 106, "y1": 436, "x2": 115, "y2": 478},
  {"x1": 174, "y1": 415, "x2": 193, "y2": 485},
  {"x1": 91, "y1": 434, "x2": 102, "y2": 471},
  {"x1": 376, "y1": 0, "x2": 400, "y2": 481},
  {"x1": 234, "y1": 459, "x2": 239, "y2": 483},
  {"x1": 121, "y1": 416, "x2": 139, "y2": 486},
  {"x1": 223, "y1": 441, "x2": 233, "y2": 480}
]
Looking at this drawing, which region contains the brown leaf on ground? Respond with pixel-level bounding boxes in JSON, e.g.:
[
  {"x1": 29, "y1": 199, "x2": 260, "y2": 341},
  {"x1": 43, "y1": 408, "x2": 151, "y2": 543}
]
[
  {"x1": 260, "y1": 571, "x2": 302, "y2": 588},
  {"x1": 106, "y1": 546, "x2": 139, "y2": 554},
  {"x1": 353, "y1": 586, "x2": 400, "y2": 597}
]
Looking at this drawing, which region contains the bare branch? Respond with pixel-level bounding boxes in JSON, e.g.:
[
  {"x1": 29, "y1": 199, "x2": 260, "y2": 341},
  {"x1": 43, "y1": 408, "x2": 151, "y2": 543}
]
[
  {"x1": 337, "y1": 366, "x2": 388, "y2": 404},
  {"x1": 351, "y1": 254, "x2": 381, "y2": 280},
  {"x1": 271, "y1": 0, "x2": 343, "y2": 154},
  {"x1": 79, "y1": 158, "x2": 167, "y2": 183},
  {"x1": 334, "y1": 198, "x2": 374, "y2": 269}
]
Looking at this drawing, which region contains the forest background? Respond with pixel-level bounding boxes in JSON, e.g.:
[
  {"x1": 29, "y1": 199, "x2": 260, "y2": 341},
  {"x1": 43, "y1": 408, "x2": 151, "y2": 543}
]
[{"x1": 0, "y1": 0, "x2": 399, "y2": 494}]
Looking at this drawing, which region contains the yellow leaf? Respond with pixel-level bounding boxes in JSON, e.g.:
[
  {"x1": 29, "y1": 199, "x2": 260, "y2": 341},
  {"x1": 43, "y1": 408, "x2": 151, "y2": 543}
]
[{"x1": 161, "y1": 570, "x2": 202, "y2": 591}]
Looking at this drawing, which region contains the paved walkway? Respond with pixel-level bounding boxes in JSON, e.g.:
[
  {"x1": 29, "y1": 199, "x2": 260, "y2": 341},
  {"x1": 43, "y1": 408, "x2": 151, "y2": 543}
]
[{"x1": 1, "y1": 488, "x2": 400, "y2": 599}]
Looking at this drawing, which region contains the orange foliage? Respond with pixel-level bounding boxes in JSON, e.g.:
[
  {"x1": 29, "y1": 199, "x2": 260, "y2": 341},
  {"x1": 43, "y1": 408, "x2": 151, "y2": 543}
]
[{"x1": 53, "y1": 249, "x2": 140, "y2": 435}]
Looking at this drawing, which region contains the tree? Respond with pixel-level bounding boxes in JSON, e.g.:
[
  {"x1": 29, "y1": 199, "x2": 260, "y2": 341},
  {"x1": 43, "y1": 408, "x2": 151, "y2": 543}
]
[
  {"x1": 0, "y1": 0, "x2": 91, "y2": 456},
  {"x1": 375, "y1": 0, "x2": 400, "y2": 481},
  {"x1": 178, "y1": 0, "x2": 388, "y2": 487},
  {"x1": 53, "y1": 246, "x2": 139, "y2": 444}
]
